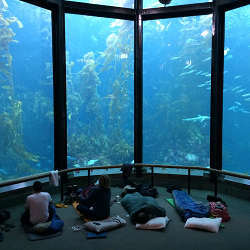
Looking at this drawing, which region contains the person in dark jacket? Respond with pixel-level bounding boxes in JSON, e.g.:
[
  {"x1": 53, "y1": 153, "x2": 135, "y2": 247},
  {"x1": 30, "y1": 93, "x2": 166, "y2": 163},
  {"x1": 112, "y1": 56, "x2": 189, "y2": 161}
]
[{"x1": 77, "y1": 175, "x2": 111, "y2": 220}]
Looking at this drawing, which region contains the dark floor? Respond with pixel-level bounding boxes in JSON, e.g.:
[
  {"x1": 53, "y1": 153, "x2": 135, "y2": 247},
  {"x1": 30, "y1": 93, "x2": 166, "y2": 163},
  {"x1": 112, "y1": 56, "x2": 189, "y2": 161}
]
[{"x1": 1, "y1": 187, "x2": 250, "y2": 250}]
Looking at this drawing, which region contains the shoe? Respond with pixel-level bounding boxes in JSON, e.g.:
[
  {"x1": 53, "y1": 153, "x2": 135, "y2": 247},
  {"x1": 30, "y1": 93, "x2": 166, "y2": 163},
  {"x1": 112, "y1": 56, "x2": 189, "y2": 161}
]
[{"x1": 56, "y1": 203, "x2": 68, "y2": 208}]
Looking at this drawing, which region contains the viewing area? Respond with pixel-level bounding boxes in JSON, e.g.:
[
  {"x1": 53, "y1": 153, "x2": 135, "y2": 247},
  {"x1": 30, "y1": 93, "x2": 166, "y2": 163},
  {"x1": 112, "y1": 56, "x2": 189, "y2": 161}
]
[{"x1": 0, "y1": 164, "x2": 249, "y2": 250}]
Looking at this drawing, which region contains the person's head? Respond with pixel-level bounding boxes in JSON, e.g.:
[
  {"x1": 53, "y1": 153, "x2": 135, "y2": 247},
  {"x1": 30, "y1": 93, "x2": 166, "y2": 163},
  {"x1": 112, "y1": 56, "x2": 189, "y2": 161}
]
[
  {"x1": 136, "y1": 211, "x2": 149, "y2": 224},
  {"x1": 98, "y1": 175, "x2": 110, "y2": 189},
  {"x1": 33, "y1": 181, "x2": 42, "y2": 193}
]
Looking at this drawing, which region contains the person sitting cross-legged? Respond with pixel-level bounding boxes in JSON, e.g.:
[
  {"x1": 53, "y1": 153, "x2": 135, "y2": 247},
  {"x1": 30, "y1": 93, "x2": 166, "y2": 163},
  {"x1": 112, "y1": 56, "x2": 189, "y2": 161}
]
[
  {"x1": 21, "y1": 181, "x2": 55, "y2": 226},
  {"x1": 77, "y1": 175, "x2": 111, "y2": 220}
]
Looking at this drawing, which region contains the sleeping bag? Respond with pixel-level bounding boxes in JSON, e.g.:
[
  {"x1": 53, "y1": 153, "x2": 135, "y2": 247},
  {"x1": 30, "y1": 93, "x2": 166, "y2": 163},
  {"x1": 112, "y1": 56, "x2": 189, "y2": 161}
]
[
  {"x1": 172, "y1": 190, "x2": 210, "y2": 221},
  {"x1": 121, "y1": 192, "x2": 166, "y2": 224}
]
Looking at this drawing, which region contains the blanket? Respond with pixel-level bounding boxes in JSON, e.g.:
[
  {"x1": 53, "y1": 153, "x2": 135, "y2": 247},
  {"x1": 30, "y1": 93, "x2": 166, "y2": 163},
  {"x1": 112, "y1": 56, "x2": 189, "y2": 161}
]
[
  {"x1": 121, "y1": 192, "x2": 166, "y2": 224},
  {"x1": 24, "y1": 213, "x2": 64, "y2": 236},
  {"x1": 172, "y1": 190, "x2": 210, "y2": 221}
]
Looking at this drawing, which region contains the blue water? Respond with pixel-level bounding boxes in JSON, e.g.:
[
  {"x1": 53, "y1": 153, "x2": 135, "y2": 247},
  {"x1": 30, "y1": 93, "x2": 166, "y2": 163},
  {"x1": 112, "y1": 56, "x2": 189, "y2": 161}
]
[{"x1": 0, "y1": 0, "x2": 249, "y2": 183}]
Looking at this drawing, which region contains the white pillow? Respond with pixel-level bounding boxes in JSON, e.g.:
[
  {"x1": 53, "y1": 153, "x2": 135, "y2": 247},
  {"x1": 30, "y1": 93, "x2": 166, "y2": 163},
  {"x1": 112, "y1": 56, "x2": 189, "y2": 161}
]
[
  {"x1": 136, "y1": 216, "x2": 170, "y2": 230},
  {"x1": 84, "y1": 215, "x2": 126, "y2": 233},
  {"x1": 184, "y1": 217, "x2": 222, "y2": 233}
]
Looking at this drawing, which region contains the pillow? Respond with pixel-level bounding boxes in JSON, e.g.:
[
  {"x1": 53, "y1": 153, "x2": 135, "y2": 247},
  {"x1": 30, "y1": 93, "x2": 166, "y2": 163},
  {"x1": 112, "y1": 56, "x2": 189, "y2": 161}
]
[
  {"x1": 136, "y1": 216, "x2": 170, "y2": 230},
  {"x1": 184, "y1": 217, "x2": 222, "y2": 233},
  {"x1": 84, "y1": 215, "x2": 126, "y2": 233}
]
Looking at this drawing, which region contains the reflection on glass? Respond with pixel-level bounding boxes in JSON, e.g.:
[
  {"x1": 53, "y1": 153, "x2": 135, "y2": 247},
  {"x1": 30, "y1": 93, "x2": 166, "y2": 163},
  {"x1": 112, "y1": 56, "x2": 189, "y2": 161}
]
[
  {"x1": 65, "y1": 15, "x2": 134, "y2": 175},
  {"x1": 69, "y1": 0, "x2": 134, "y2": 8},
  {"x1": 0, "y1": 1, "x2": 54, "y2": 182},
  {"x1": 143, "y1": 15, "x2": 212, "y2": 173},
  {"x1": 144, "y1": 0, "x2": 212, "y2": 9},
  {"x1": 223, "y1": 6, "x2": 250, "y2": 175}
]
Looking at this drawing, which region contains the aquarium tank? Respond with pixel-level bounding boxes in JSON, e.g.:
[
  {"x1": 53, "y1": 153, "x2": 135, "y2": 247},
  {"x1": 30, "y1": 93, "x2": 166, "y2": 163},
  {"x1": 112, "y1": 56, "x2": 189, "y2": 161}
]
[{"x1": 0, "y1": 0, "x2": 249, "y2": 183}]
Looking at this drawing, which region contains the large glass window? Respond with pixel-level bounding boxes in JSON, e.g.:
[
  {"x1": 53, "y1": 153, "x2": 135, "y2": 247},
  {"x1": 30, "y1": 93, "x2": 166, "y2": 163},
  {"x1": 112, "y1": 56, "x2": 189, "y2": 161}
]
[
  {"x1": 223, "y1": 6, "x2": 250, "y2": 175},
  {"x1": 143, "y1": 15, "x2": 212, "y2": 174},
  {"x1": 144, "y1": 0, "x2": 212, "y2": 9},
  {"x1": 65, "y1": 15, "x2": 134, "y2": 175},
  {"x1": 0, "y1": 0, "x2": 54, "y2": 182}
]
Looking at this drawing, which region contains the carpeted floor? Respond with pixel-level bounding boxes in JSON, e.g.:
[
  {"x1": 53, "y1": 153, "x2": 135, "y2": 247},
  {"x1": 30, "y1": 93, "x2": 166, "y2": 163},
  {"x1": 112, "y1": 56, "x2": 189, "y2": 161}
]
[{"x1": 1, "y1": 187, "x2": 249, "y2": 250}]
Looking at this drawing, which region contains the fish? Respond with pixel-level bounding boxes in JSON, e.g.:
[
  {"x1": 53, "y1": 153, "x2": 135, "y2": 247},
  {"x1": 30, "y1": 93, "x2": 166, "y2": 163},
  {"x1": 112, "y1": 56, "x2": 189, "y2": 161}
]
[
  {"x1": 195, "y1": 71, "x2": 203, "y2": 75},
  {"x1": 234, "y1": 101, "x2": 241, "y2": 106},
  {"x1": 87, "y1": 159, "x2": 98, "y2": 166},
  {"x1": 234, "y1": 75, "x2": 242, "y2": 80},
  {"x1": 202, "y1": 57, "x2": 211, "y2": 62},
  {"x1": 73, "y1": 163, "x2": 80, "y2": 168},
  {"x1": 184, "y1": 64, "x2": 192, "y2": 69},
  {"x1": 228, "y1": 106, "x2": 238, "y2": 112},
  {"x1": 170, "y1": 56, "x2": 181, "y2": 61},
  {"x1": 231, "y1": 85, "x2": 242, "y2": 91},
  {"x1": 241, "y1": 109, "x2": 250, "y2": 114},
  {"x1": 185, "y1": 153, "x2": 199, "y2": 162},
  {"x1": 197, "y1": 84, "x2": 207, "y2": 88},
  {"x1": 242, "y1": 93, "x2": 250, "y2": 97},
  {"x1": 182, "y1": 115, "x2": 210, "y2": 123},
  {"x1": 179, "y1": 70, "x2": 195, "y2": 77},
  {"x1": 236, "y1": 89, "x2": 246, "y2": 94}
]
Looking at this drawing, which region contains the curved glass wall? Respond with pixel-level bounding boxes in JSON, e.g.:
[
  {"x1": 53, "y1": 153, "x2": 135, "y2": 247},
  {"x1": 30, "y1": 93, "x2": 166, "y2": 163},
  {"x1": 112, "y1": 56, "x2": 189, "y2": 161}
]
[
  {"x1": 144, "y1": 0, "x2": 212, "y2": 9},
  {"x1": 65, "y1": 15, "x2": 134, "y2": 176},
  {"x1": 0, "y1": 0, "x2": 54, "y2": 182},
  {"x1": 223, "y1": 5, "x2": 250, "y2": 178},
  {"x1": 143, "y1": 15, "x2": 212, "y2": 174},
  {"x1": 69, "y1": 0, "x2": 134, "y2": 8}
]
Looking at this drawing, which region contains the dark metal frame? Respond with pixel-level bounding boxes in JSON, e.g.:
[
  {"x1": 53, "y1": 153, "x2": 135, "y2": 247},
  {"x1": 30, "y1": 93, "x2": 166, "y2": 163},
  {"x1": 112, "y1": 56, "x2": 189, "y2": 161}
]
[
  {"x1": 210, "y1": 2, "x2": 225, "y2": 175},
  {"x1": 18, "y1": 0, "x2": 249, "y2": 192},
  {"x1": 134, "y1": 0, "x2": 143, "y2": 176}
]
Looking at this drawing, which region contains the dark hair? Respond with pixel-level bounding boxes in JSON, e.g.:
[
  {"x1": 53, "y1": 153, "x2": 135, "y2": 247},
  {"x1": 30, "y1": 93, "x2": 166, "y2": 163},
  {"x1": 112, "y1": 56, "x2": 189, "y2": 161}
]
[
  {"x1": 136, "y1": 211, "x2": 149, "y2": 224},
  {"x1": 98, "y1": 175, "x2": 110, "y2": 188},
  {"x1": 33, "y1": 181, "x2": 42, "y2": 192}
]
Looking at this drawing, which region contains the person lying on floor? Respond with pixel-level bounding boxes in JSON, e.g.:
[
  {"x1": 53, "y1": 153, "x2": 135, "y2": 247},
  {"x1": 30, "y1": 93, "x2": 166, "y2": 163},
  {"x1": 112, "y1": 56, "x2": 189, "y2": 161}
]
[
  {"x1": 121, "y1": 191, "x2": 166, "y2": 224},
  {"x1": 76, "y1": 175, "x2": 111, "y2": 220},
  {"x1": 21, "y1": 181, "x2": 55, "y2": 226}
]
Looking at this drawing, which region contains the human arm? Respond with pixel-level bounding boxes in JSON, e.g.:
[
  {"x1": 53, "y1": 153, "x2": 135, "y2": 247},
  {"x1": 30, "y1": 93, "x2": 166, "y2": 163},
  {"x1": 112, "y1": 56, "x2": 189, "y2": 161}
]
[{"x1": 79, "y1": 187, "x2": 98, "y2": 206}]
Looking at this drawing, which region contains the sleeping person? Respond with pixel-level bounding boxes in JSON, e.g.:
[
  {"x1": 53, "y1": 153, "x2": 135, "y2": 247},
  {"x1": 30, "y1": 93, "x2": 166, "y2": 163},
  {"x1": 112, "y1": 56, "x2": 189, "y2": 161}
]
[
  {"x1": 76, "y1": 175, "x2": 111, "y2": 220},
  {"x1": 121, "y1": 192, "x2": 166, "y2": 224}
]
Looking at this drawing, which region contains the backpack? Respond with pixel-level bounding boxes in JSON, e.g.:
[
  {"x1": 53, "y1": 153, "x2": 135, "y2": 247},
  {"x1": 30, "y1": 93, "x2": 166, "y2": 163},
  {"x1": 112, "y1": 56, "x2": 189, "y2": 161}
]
[
  {"x1": 138, "y1": 184, "x2": 159, "y2": 198},
  {"x1": 209, "y1": 202, "x2": 231, "y2": 222}
]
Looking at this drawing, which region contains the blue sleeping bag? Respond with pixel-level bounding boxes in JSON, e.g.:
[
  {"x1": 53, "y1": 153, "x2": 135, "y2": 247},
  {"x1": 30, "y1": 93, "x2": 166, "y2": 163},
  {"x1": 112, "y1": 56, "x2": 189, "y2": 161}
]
[
  {"x1": 48, "y1": 213, "x2": 64, "y2": 234},
  {"x1": 172, "y1": 190, "x2": 210, "y2": 221}
]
